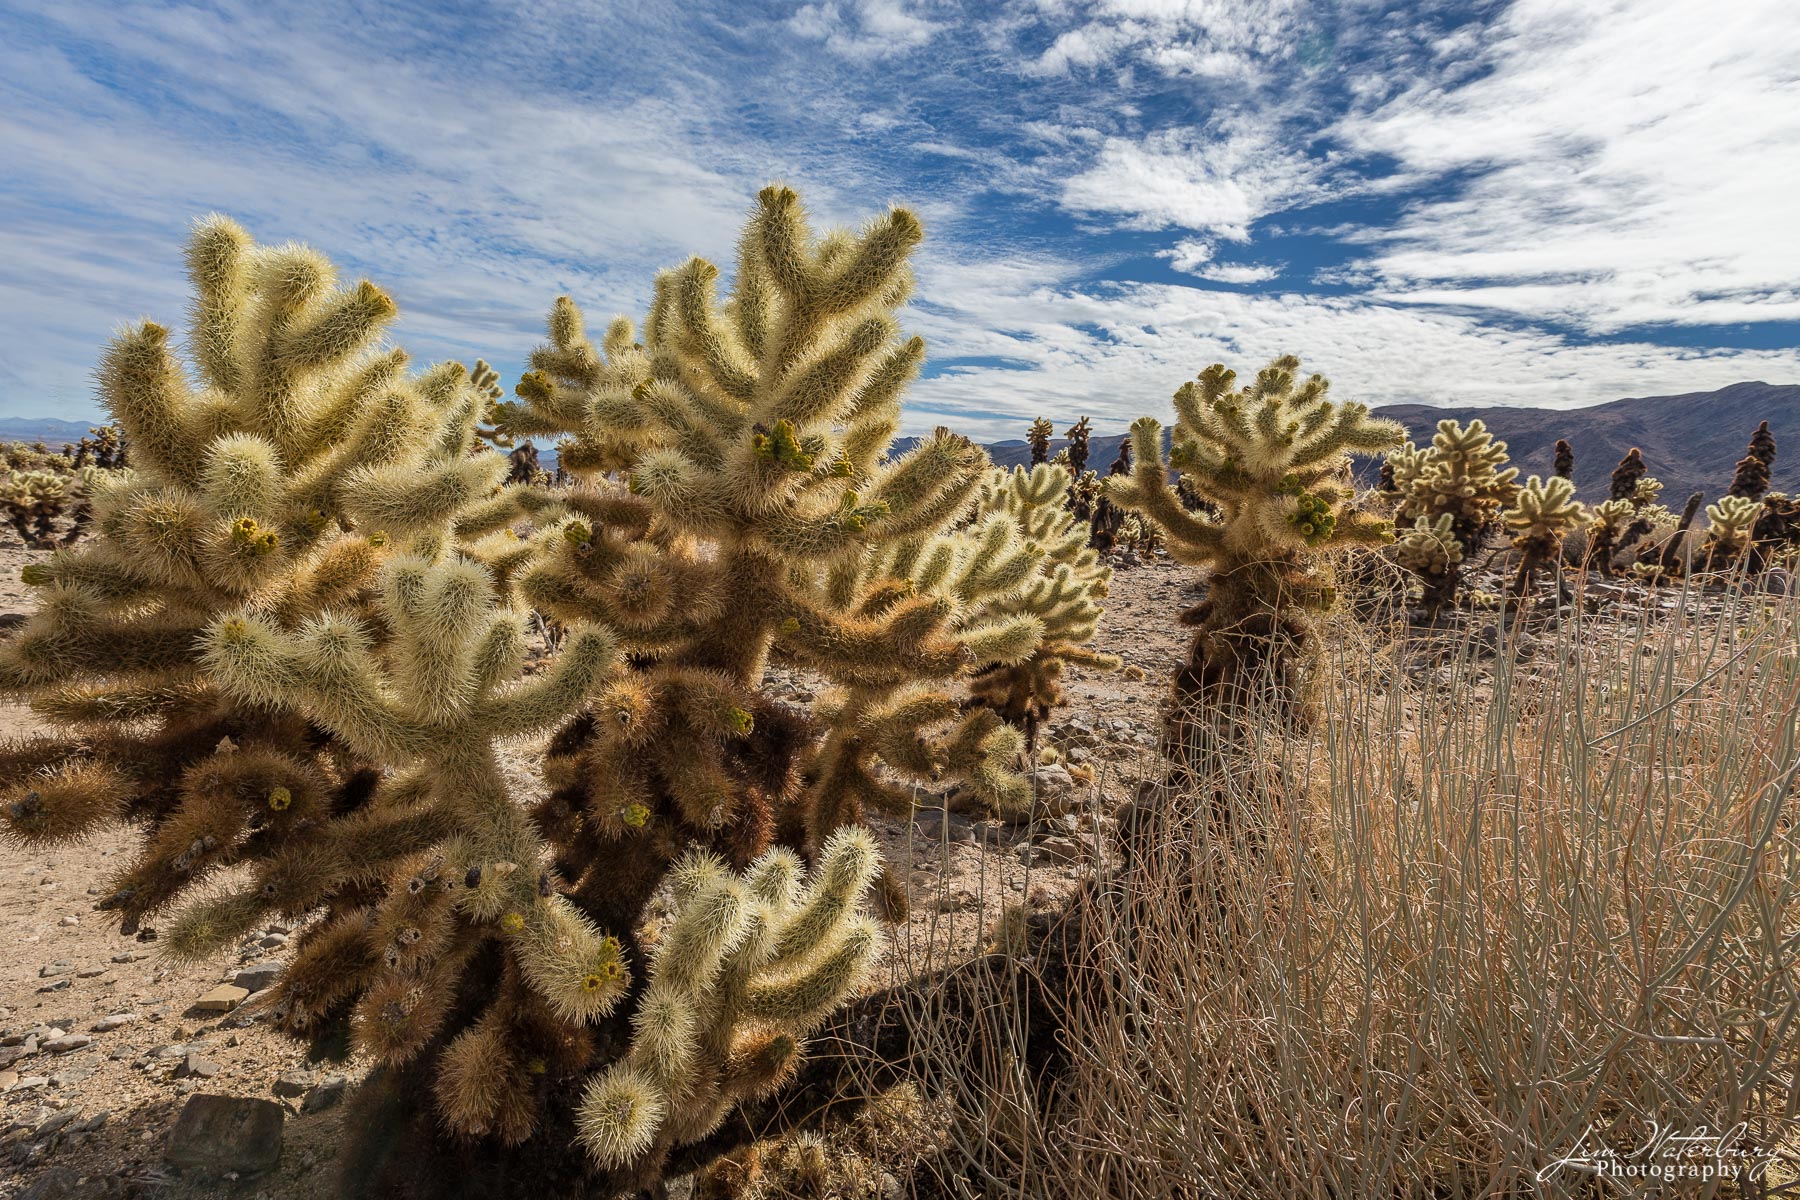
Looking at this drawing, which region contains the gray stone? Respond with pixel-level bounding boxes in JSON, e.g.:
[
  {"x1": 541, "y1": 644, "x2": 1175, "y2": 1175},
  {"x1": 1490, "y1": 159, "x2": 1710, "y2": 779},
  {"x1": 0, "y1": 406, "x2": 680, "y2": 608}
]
[
  {"x1": 50, "y1": 1067, "x2": 94, "y2": 1087},
  {"x1": 34, "y1": 1110, "x2": 80, "y2": 1138},
  {"x1": 1034, "y1": 836, "x2": 1083, "y2": 864},
  {"x1": 175, "y1": 1053, "x2": 220, "y2": 1080},
  {"x1": 231, "y1": 962, "x2": 283, "y2": 993},
  {"x1": 301, "y1": 1074, "x2": 348, "y2": 1114},
  {"x1": 165, "y1": 1094, "x2": 284, "y2": 1176},
  {"x1": 271, "y1": 1070, "x2": 315, "y2": 1099},
  {"x1": 76, "y1": 1111, "x2": 109, "y2": 1133},
  {"x1": 37, "y1": 962, "x2": 73, "y2": 979},
  {"x1": 36, "y1": 979, "x2": 70, "y2": 994},
  {"x1": 76, "y1": 967, "x2": 108, "y2": 979},
  {"x1": 91, "y1": 1014, "x2": 136, "y2": 1033},
  {"x1": 41, "y1": 1035, "x2": 91, "y2": 1055},
  {"x1": 8, "y1": 1076, "x2": 49, "y2": 1093}
]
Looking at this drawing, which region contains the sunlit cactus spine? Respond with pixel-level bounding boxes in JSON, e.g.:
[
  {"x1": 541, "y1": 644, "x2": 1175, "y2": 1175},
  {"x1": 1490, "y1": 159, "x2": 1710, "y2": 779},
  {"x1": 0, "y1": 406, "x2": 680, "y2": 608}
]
[
  {"x1": 1107, "y1": 356, "x2": 1402, "y2": 742},
  {"x1": 0, "y1": 216, "x2": 512, "y2": 942},
  {"x1": 1503, "y1": 475, "x2": 1585, "y2": 597},
  {"x1": 576, "y1": 830, "x2": 882, "y2": 1183}
]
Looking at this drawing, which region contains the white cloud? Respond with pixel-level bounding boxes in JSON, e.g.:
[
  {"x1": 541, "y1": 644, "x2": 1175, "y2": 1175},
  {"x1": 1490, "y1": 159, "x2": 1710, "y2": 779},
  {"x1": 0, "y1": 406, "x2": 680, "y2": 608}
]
[
  {"x1": 1157, "y1": 238, "x2": 1282, "y2": 282},
  {"x1": 788, "y1": 0, "x2": 944, "y2": 59},
  {"x1": 1335, "y1": 0, "x2": 1800, "y2": 331}
]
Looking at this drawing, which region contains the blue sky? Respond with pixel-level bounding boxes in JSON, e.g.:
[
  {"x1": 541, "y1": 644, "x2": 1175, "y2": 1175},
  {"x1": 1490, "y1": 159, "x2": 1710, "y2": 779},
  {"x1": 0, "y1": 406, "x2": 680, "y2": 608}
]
[{"x1": 2, "y1": 0, "x2": 1797, "y2": 439}]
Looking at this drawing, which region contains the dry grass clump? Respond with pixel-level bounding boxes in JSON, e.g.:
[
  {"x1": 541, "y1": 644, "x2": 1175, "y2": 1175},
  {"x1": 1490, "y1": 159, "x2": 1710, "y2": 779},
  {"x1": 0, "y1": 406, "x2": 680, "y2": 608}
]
[{"x1": 888, "y1": 582, "x2": 1800, "y2": 1198}]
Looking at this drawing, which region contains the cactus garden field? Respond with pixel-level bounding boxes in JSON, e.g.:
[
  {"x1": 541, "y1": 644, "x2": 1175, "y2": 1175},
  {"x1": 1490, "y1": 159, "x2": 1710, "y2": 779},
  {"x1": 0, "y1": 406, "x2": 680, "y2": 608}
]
[{"x1": 1, "y1": 192, "x2": 1797, "y2": 1200}]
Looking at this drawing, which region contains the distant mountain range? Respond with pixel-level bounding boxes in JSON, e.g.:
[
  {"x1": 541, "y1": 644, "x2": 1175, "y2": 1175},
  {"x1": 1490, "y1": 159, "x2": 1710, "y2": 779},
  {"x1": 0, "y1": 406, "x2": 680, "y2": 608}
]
[
  {"x1": 10, "y1": 381, "x2": 1797, "y2": 503},
  {"x1": 898, "y1": 380, "x2": 1800, "y2": 503}
]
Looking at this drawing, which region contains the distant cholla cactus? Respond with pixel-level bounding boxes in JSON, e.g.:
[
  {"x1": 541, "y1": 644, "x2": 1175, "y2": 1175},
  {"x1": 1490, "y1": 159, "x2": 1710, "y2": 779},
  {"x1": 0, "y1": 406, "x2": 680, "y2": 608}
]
[
  {"x1": 1108, "y1": 356, "x2": 1402, "y2": 739},
  {"x1": 1728, "y1": 421, "x2": 1776, "y2": 500},
  {"x1": 1386, "y1": 419, "x2": 1520, "y2": 611},
  {"x1": 1503, "y1": 475, "x2": 1586, "y2": 596},
  {"x1": 1702, "y1": 494, "x2": 1762, "y2": 570},
  {"x1": 1115, "y1": 511, "x2": 1164, "y2": 555},
  {"x1": 1586, "y1": 498, "x2": 1636, "y2": 576},
  {"x1": 576, "y1": 831, "x2": 882, "y2": 1180},
  {"x1": 1609, "y1": 447, "x2": 1649, "y2": 502},
  {"x1": 1553, "y1": 438, "x2": 1575, "y2": 481},
  {"x1": 1064, "y1": 415, "x2": 1092, "y2": 478},
  {"x1": 0, "y1": 465, "x2": 105, "y2": 549},
  {"x1": 964, "y1": 464, "x2": 1120, "y2": 750},
  {"x1": 1027, "y1": 416, "x2": 1054, "y2": 467},
  {"x1": 0, "y1": 216, "x2": 511, "y2": 941},
  {"x1": 1067, "y1": 468, "x2": 1101, "y2": 525},
  {"x1": 1394, "y1": 513, "x2": 1464, "y2": 596}
]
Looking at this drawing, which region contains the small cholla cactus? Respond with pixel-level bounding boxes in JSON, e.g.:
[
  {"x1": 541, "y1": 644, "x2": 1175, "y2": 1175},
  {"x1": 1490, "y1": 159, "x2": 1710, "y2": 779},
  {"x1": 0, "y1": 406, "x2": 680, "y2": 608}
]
[
  {"x1": 1586, "y1": 498, "x2": 1636, "y2": 576},
  {"x1": 1386, "y1": 419, "x2": 1519, "y2": 611},
  {"x1": 1394, "y1": 513, "x2": 1464, "y2": 606},
  {"x1": 1503, "y1": 475, "x2": 1586, "y2": 597},
  {"x1": 1027, "y1": 416, "x2": 1054, "y2": 467},
  {"x1": 0, "y1": 465, "x2": 104, "y2": 549},
  {"x1": 575, "y1": 831, "x2": 882, "y2": 1181},
  {"x1": 1108, "y1": 356, "x2": 1402, "y2": 741},
  {"x1": 1702, "y1": 494, "x2": 1762, "y2": 570},
  {"x1": 1728, "y1": 421, "x2": 1776, "y2": 500},
  {"x1": 1553, "y1": 438, "x2": 1574, "y2": 481},
  {"x1": 965, "y1": 464, "x2": 1120, "y2": 750}
]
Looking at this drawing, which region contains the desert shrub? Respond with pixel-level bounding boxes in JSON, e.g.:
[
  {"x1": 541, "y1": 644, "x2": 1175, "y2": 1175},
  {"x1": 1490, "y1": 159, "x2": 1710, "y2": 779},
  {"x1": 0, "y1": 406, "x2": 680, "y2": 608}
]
[{"x1": 897, "y1": 586, "x2": 1800, "y2": 1198}]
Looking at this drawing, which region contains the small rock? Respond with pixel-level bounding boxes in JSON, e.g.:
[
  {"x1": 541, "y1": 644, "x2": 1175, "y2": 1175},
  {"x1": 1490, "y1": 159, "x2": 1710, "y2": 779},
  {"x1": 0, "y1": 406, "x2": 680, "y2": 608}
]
[
  {"x1": 110, "y1": 952, "x2": 145, "y2": 964},
  {"x1": 175, "y1": 1053, "x2": 220, "y2": 1080},
  {"x1": 1034, "y1": 836, "x2": 1082, "y2": 864},
  {"x1": 36, "y1": 980, "x2": 70, "y2": 994},
  {"x1": 0, "y1": 1070, "x2": 14, "y2": 1090},
  {"x1": 8, "y1": 1076, "x2": 48, "y2": 1093},
  {"x1": 271, "y1": 1070, "x2": 316, "y2": 1099},
  {"x1": 165, "y1": 1094, "x2": 285, "y2": 1176},
  {"x1": 35, "y1": 1110, "x2": 81, "y2": 1138},
  {"x1": 193, "y1": 985, "x2": 249, "y2": 1013},
  {"x1": 50, "y1": 1067, "x2": 94, "y2": 1087},
  {"x1": 301, "y1": 1075, "x2": 348, "y2": 1114},
  {"x1": 58, "y1": 916, "x2": 79, "y2": 927},
  {"x1": 76, "y1": 967, "x2": 108, "y2": 979},
  {"x1": 231, "y1": 963, "x2": 282, "y2": 993},
  {"x1": 37, "y1": 962, "x2": 73, "y2": 979},
  {"x1": 41, "y1": 1035, "x2": 91, "y2": 1054},
  {"x1": 77, "y1": 1111, "x2": 109, "y2": 1133},
  {"x1": 258, "y1": 934, "x2": 288, "y2": 949},
  {"x1": 91, "y1": 1014, "x2": 137, "y2": 1033}
]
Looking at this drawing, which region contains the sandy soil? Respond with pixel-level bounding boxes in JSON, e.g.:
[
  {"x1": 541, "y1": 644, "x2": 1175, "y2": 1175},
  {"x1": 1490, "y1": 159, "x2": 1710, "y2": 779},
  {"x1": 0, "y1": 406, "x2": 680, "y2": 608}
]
[{"x1": 0, "y1": 534, "x2": 1191, "y2": 1200}]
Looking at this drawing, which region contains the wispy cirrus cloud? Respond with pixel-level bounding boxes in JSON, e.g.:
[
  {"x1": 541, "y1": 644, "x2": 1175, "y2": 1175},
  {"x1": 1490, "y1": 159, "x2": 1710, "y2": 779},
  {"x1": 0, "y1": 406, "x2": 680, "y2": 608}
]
[{"x1": 0, "y1": 0, "x2": 1794, "y2": 436}]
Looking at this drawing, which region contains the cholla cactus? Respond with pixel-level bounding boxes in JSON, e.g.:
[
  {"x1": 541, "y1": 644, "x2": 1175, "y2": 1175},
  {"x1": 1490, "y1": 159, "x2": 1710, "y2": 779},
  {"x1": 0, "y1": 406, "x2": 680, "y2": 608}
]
[
  {"x1": 0, "y1": 217, "x2": 511, "y2": 939},
  {"x1": 576, "y1": 830, "x2": 882, "y2": 1180},
  {"x1": 1108, "y1": 357, "x2": 1402, "y2": 738},
  {"x1": 1503, "y1": 475, "x2": 1586, "y2": 596},
  {"x1": 1728, "y1": 421, "x2": 1776, "y2": 500},
  {"x1": 1027, "y1": 417, "x2": 1053, "y2": 466},
  {"x1": 199, "y1": 557, "x2": 620, "y2": 1073},
  {"x1": 1609, "y1": 447, "x2": 1648, "y2": 502},
  {"x1": 1701, "y1": 495, "x2": 1762, "y2": 570},
  {"x1": 1586, "y1": 498, "x2": 1635, "y2": 576},
  {"x1": 1064, "y1": 416, "x2": 1092, "y2": 478},
  {"x1": 0, "y1": 465, "x2": 103, "y2": 549},
  {"x1": 1394, "y1": 513, "x2": 1464, "y2": 604},
  {"x1": 1386, "y1": 419, "x2": 1519, "y2": 610},
  {"x1": 964, "y1": 464, "x2": 1120, "y2": 749},
  {"x1": 494, "y1": 187, "x2": 1060, "y2": 924},
  {"x1": 1553, "y1": 438, "x2": 1574, "y2": 481}
]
